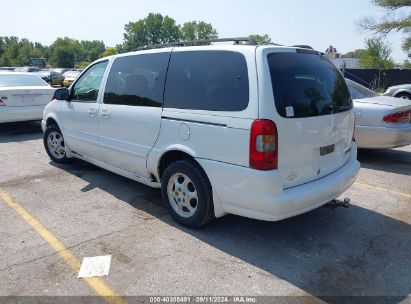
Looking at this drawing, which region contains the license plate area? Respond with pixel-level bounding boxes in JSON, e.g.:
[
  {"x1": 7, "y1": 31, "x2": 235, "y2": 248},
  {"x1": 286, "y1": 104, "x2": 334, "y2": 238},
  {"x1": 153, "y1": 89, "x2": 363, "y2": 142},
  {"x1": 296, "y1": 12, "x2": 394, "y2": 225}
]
[{"x1": 320, "y1": 144, "x2": 335, "y2": 156}]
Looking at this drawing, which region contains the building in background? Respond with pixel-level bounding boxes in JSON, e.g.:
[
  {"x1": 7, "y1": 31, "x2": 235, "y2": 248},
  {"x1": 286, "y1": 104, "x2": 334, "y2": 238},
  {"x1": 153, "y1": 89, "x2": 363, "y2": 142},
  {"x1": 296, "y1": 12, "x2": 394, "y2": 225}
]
[{"x1": 325, "y1": 45, "x2": 359, "y2": 69}]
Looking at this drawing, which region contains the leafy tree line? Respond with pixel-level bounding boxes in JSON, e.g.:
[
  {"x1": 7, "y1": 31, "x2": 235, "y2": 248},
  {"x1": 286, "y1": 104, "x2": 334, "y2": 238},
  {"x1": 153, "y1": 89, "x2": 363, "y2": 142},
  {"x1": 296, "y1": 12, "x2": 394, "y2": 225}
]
[
  {"x1": 354, "y1": 0, "x2": 411, "y2": 68},
  {"x1": 0, "y1": 13, "x2": 272, "y2": 68},
  {"x1": 117, "y1": 13, "x2": 218, "y2": 52},
  {"x1": 0, "y1": 36, "x2": 107, "y2": 68},
  {"x1": 344, "y1": 37, "x2": 396, "y2": 69}
]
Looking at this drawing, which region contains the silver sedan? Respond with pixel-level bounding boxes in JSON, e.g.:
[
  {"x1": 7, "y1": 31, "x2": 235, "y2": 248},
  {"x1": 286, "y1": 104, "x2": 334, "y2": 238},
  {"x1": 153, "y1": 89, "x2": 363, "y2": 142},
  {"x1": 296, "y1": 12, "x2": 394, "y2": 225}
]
[
  {"x1": 346, "y1": 79, "x2": 411, "y2": 149},
  {"x1": 384, "y1": 84, "x2": 411, "y2": 100}
]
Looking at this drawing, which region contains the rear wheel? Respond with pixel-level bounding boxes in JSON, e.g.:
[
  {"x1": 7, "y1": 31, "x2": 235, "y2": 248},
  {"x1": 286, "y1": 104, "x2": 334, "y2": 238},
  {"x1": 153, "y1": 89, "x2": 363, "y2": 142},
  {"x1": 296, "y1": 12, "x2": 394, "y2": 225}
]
[
  {"x1": 161, "y1": 160, "x2": 214, "y2": 228},
  {"x1": 395, "y1": 92, "x2": 411, "y2": 100},
  {"x1": 43, "y1": 125, "x2": 72, "y2": 163}
]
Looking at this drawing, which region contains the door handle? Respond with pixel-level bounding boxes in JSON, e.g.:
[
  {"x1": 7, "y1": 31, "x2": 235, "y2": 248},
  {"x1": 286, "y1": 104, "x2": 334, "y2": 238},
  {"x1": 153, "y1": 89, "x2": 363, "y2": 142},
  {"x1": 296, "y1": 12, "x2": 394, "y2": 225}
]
[
  {"x1": 88, "y1": 108, "x2": 97, "y2": 117},
  {"x1": 100, "y1": 108, "x2": 111, "y2": 119}
]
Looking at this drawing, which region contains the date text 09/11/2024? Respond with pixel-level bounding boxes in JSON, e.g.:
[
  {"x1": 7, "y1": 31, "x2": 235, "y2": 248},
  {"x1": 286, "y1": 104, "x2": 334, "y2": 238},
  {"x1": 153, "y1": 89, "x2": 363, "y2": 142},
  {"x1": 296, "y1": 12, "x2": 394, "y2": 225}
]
[{"x1": 149, "y1": 296, "x2": 257, "y2": 303}]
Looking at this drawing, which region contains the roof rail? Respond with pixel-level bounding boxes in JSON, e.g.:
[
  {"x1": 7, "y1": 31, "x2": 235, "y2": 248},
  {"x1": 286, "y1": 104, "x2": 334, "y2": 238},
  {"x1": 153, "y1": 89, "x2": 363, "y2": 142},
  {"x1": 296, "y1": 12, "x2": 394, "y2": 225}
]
[
  {"x1": 133, "y1": 36, "x2": 258, "y2": 51},
  {"x1": 292, "y1": 45, "x2": 314, "y2": 50}
]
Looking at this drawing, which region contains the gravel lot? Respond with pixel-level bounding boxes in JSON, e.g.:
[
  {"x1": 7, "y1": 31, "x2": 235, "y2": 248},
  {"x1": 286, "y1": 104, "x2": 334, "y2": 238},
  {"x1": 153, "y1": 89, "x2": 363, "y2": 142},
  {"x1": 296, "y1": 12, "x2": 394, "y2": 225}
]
[{"x1": 0, "y1": 121, "x2": 410, "y2": 302}]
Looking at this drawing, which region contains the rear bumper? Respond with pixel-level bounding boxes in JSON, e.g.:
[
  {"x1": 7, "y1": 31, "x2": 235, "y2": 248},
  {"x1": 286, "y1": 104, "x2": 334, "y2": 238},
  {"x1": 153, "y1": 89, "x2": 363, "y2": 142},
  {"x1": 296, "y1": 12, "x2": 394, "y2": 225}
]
[
  {"x1": 0, "y1": 105, "x2": 45, "y2": 123},
  {"x1": 355, "y1": 125, "x2": 411, "y2": 149},
  {"x1": 197, "y1": 143, "x2": 360, "y2": 221}
]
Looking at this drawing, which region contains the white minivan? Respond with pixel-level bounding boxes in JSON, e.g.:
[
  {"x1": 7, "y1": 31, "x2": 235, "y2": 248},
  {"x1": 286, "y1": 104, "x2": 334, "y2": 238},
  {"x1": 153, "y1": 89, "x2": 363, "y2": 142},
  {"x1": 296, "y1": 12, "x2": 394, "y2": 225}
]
[{"x1": 42, "y1": 37, "x2": 360, "y2": 227}]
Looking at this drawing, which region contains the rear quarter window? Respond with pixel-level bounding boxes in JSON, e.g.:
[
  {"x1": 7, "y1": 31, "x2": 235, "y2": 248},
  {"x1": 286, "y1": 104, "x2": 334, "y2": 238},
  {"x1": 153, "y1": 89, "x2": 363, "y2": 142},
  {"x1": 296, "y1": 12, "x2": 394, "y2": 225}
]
[
  {"x1": 164, "y1": 51, "x2": 249, "y2": 111},
  {"x1": 268, "y1": 52, "x2": 352, "y2": 118}
]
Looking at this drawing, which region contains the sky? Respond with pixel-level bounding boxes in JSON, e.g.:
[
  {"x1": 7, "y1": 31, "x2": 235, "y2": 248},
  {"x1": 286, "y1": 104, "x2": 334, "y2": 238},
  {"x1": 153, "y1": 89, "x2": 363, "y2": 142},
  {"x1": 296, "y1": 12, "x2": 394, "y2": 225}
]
[{"x1": 2, "y1": 0, "x2": 409, "y2": 62}]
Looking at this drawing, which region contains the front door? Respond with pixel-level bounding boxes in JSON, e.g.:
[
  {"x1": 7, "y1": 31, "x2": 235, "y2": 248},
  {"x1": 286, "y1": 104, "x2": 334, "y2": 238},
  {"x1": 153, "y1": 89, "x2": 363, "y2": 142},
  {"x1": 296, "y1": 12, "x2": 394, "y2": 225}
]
[
  {"x1": 61, "y1": 60, "x2": 108, "y2": 159},
  {"x1": 98, "y1": 52, "x2": 170, "y2": 177}
]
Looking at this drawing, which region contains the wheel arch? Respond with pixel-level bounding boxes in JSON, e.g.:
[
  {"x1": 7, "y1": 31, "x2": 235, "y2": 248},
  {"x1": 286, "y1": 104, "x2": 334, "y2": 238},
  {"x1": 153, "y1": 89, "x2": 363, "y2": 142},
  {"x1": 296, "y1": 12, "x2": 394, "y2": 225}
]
[
  {"x1": 154, "y1": 148, "x2": 226, "y2": 219},
  {"x1": 157, "y1": 148, "x2": 202, "y2": 181},
  {"x1": 393, "y1": 89, "x2": 411, "y2": 97},
  {"x1": 44, "y1": 114, "x2": 62, "y2": 130}
]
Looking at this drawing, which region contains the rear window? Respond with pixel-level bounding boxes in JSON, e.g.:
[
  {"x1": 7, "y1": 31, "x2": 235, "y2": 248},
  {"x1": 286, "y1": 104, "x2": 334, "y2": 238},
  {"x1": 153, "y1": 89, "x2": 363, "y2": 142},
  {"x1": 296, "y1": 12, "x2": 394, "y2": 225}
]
[
  {"x1": 267, "y1": 52, "x2": 352, "y2": 118},
  {"x1": 346, "y1": 78, "x2": 379, "y2": 99},
  {"x1": 164, "y1": 51, "x2": 249, "y2": 111},
  {"x1": 0, "y1": 74, "x2": 48, "y2": 87}
]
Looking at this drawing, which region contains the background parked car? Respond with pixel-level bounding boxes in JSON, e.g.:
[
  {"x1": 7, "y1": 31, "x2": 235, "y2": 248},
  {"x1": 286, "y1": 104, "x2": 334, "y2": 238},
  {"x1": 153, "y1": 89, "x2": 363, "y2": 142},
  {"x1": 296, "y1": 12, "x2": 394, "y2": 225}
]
[
  {"x1": 62, "y1": 70, "x2": 81, "y2": 87},
  {"x1": 14, "y1": 66, "x2": 42, "y2": 73},
  {"x1": 384, "y1": 84, "x2": 411, "y2": 100},
  {"x1": 34, "y1": 70, "x2": 64, "y2": 86},
  {"x1": 0, "y1": 72, "x2": 55, "y2": 123},
  {"x1": 346, "y1": 78, "x2": 411, "y2": 149},
  {"x1": 0, "y1": 67, "x2": 15, "y2": 71},
  {"x1": 53, "y1": 68, "x2": 73, "y2": 75}
]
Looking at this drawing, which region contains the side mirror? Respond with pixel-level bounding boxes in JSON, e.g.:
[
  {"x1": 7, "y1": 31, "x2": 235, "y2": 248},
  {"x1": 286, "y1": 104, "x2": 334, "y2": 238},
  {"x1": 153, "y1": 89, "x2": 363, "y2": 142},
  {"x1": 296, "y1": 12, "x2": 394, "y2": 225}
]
[{"x1": 53, "y1": 88, "x2": 70, "y2": 101}]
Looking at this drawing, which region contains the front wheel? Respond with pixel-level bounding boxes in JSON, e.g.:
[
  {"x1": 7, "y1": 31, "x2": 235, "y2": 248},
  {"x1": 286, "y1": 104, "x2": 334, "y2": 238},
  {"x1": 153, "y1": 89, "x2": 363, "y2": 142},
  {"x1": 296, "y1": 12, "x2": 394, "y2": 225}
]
[
  {"x1": 43, "y1": 125, "x2": 72, "y2": 163},
  {"x1": 161, "y1": 160, "x2": 214, "y2": 228}
]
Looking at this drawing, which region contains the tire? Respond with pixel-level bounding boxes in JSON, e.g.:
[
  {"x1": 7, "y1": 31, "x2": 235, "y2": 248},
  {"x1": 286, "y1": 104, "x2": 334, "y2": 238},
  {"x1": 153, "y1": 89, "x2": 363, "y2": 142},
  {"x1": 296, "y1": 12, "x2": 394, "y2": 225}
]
[
  {"x1": 43, "y1": 125, "x2": 72, "y2": 164},
  {"x1": 395, "y1": 92, "x2": 411, "y2": 100},
  {"x1": 161, "y1": 160, "x2": 214, "y2": 228}
]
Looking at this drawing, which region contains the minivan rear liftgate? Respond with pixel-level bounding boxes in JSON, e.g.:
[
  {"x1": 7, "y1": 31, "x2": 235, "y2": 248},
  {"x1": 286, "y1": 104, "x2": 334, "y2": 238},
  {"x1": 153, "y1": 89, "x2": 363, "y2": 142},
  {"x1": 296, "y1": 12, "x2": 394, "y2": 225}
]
[{"x1": 265, "y1": 49, "x2": 355, "y2": 189}]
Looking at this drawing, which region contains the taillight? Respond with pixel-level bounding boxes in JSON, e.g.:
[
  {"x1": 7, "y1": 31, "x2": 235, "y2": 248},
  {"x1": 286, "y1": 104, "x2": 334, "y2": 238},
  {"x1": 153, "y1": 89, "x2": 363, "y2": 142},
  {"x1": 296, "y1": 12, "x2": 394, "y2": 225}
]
[
  {"x1": 0, "y1": 97, "x2": 6, "y2": 106},
  {"x1": 250, "y1": 119, "x2": 278, "y2": 170},
  {"x1": 383, "y1": 110, "x2": 411, "y2": 123}
]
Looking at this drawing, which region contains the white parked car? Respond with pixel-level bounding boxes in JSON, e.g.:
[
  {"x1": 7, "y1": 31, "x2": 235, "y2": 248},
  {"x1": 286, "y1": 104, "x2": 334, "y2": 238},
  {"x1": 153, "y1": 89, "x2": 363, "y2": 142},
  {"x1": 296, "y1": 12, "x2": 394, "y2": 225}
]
[
  {"x1": 346, "y1": 79, "x2": 411, "y2": 149},
  {"x1": 0, "y1": 73, "x2": 55, "y2": 123},
  {"x1": 42, "y1": 38, "x2": 360, "y2": 227}
]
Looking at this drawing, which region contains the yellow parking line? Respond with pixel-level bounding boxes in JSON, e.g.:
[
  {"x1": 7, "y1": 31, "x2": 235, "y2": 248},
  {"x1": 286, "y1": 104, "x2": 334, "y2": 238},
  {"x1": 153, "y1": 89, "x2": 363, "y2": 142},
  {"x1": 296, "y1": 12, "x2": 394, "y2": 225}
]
[
  {"x1": 0, "y1": 186, "x2": 126, "y2": 304},
  {"x1": 355, "y1": 181, "x2": 411, "y2": 199}
]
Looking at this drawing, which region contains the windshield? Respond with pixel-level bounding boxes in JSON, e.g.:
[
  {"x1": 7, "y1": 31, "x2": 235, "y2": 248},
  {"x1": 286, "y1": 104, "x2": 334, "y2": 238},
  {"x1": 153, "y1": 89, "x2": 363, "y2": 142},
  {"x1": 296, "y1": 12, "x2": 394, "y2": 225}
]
[
  {"x1": 0, "y1": 74, "x2": 48, "y2": 87},
  {"x1": 345, "y1": 78, "x2": 379, "y2": 99},
  {"x1": 267, "y1": 52, "x2": 352, "y2": 118}
]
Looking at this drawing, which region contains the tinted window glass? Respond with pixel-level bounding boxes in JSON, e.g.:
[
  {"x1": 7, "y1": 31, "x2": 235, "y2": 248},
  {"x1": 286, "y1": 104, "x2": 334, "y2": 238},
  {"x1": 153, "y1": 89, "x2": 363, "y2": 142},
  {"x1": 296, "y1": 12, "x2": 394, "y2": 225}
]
[
  {"x1": 164, "y1": 51, "x2": 249, "y2": 111},
  {"x1": 346, "y1": 79, "x2": 379, "y2": 99},
  {"x1": 104, "y1": 53, "x2": 170, "y2": 107},
  {"x1": 0, "y1": 74, "x2": 48, "y2": 87},
  {"x1": 72, "y1": 61, "x2": 108, "y2": 103},
  {"x1": 268, "y1": 52, "x2": 352, "y2": 118}
]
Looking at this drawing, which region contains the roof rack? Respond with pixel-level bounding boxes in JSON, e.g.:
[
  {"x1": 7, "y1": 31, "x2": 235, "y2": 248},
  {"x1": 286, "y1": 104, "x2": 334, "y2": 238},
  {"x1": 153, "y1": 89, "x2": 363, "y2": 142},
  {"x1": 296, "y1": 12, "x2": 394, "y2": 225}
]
[
  {"x1": 134, "y1": 36, "x2": 258, "y2": 51},
  {"x1": 291, "y1": 45, "x2": 314, "y2": 50}
]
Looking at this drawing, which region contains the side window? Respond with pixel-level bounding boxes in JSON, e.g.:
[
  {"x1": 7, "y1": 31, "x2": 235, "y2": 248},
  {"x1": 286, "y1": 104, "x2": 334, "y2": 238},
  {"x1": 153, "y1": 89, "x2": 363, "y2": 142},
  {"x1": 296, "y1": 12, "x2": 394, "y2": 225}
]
[
  {"x1": 163, "y1": 51, "x2": 249, "y2": 111},
  {"x1": 103, "y1": 53, "x2": 170, "y2": 107},
  {"x1": 72, "y1": 61, "x2": 108, "y2": 103}
]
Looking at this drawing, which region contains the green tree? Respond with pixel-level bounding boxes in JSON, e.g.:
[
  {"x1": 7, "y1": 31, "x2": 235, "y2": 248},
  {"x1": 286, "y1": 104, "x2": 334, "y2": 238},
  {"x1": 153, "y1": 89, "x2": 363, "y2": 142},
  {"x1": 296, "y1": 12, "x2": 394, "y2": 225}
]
[
  {"x1": 122, "y1": 13, "x2": 181, "y2": 51},
  {"x1": 250, "y1": 34, "x2": 272, "y2": 44},
  {"x1": 357, "y1": 38, "x2": 395, "y2": 69},
  {"x1": 48, "y1": 37, "x2": 79, "y2": 68},
  {"x1": 0, "y1": 36, "x2": 48, "y2": 67},
  {"x1": 359, "y1": 0, "x2": 411, "y2": 54},
  {"x1": 402, "y1": 59, "x2": 411, "y2": 68},
  {"x1": 75, "y1": 61, "x2": 91, "y2": 69},
  {"x1": 180, "y1": 21, "x2": 218, "y2": 41},
  {"x1": 101, "y1": 47, "x2": 117, "y2": 58},
  {"x1": 80, "y1": 40, "x2": 106, "y2": 62}
]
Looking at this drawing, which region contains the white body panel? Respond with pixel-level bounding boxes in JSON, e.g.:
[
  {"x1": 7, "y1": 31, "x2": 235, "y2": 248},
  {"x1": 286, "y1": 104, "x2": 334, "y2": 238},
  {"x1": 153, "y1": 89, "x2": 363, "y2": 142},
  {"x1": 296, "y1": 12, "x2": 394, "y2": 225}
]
[
  {"x1": 197, "y1": 143, "x2": 359, "y2": 220},
  {"x1": 98, "y1": 104, "x2": 162, "y2": 177},
  {"x1": 43, "y1": 45, "x2": 360, "y2": 222}
]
